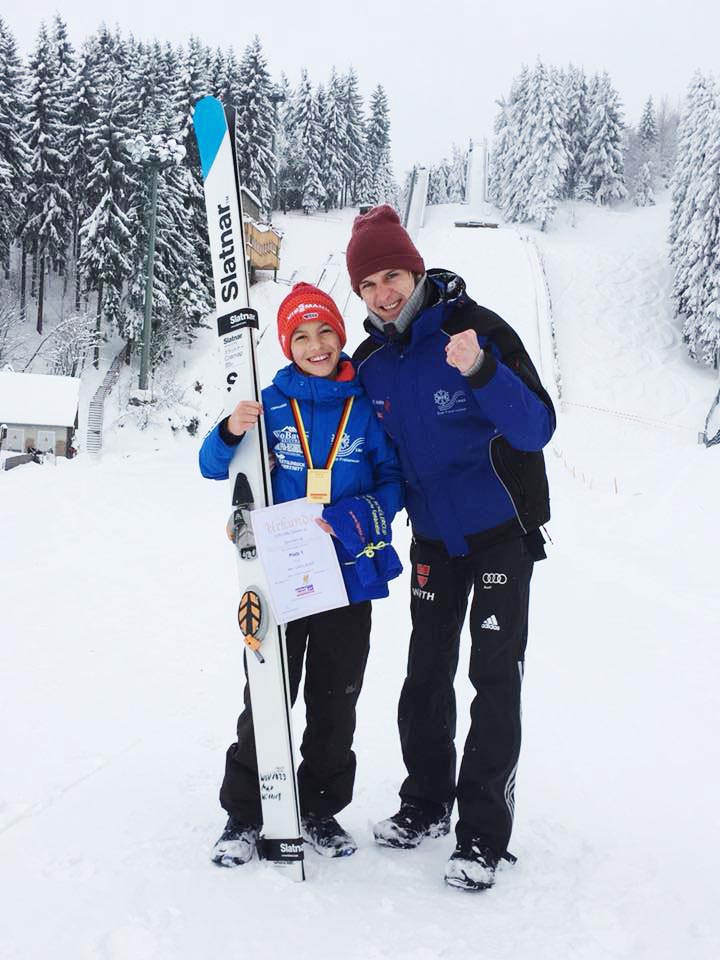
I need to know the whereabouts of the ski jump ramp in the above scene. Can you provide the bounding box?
[403,167,430,241]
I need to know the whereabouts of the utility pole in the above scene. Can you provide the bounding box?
[128,134,186,392]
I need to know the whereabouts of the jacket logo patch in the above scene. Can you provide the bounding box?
[482,572,508,587]
[416,563,431,588]
[333,432,365,462]
[433,389,467,415]
[273,426,304,471]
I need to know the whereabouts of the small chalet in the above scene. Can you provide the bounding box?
[0,372,81,458]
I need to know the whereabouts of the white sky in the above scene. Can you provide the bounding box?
[4,0,719,176]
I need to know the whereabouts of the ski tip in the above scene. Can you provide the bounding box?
[193,96,227,181]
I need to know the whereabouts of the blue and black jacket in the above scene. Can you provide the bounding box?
[199,357,404,602]
[353,269,555,558]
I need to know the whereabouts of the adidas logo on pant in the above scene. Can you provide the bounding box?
[481,615,500,631]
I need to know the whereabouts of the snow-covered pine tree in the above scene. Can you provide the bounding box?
[364,85,395,205]
[447,144,468,202]
[320,69,348,210]
[580,72,627,205]
[208,47,226,100]
[78,74,136,362]
[634,161,655,207]
[65,42,100,308]
[341,68,365,205]
[668,73,714,273]
[235,36,275,212]
[0,17,30,276]
[564,64,589,199]
[290,70,326,213]
[499,66,532,221]
[488,96,511,207]
[221,47,241,109]
[521,61,569,229]
[669,73,720,363]
[638,96,658,149]
[22,22,73,333]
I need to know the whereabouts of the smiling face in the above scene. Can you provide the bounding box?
[358,268,417,323]
[290,320,342,378]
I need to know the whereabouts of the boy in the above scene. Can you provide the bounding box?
[199,283,403,865]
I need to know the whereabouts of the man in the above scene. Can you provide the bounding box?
[346,205,555,891]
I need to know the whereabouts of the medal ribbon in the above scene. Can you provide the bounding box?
[289,397,355,471]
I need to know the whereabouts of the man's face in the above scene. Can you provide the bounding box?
[358,268,416,323]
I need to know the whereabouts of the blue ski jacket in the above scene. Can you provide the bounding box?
[353,270,555,558]
[199,357,404,602]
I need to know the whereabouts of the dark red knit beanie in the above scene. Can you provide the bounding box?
[346,204,425,294]
[277,282,347,359]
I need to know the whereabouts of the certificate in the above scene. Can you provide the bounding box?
[251,498,349,623]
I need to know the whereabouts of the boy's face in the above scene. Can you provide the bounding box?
[358,268,416,322]
[290,320,342,378]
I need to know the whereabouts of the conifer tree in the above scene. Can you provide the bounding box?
[581,72,627,205]
[365,85,395,204]
[638,96,658,149]
[320,69,348,209]
[65,43,100,307]
[235,36,275,211]
[78,74,136,358]
[564,64,589,198]
[341,68,365,205]
[23,22,73,332]
[0,18,29,274]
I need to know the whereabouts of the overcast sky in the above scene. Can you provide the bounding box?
[4,0,719,176]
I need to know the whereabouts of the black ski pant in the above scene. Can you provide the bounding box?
[220,600,371,825]
[399,535,534,855]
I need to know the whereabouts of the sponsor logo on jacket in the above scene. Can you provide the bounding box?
[333,432,365,463]
[273,425,304,471]
[433,389,468,415]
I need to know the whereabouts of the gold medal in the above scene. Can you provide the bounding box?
[306,468,332,504]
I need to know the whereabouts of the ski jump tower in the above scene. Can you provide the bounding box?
[464,138,489,211]
[403,166,430,240]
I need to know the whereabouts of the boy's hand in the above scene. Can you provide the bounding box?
[445,330,483,375]
[228,400,262,437]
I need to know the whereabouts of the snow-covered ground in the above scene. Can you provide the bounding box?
[2,200,719,960]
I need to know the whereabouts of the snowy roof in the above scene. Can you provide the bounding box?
[0,372,81,427]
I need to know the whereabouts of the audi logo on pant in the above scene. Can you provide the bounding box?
[482,573,507,585]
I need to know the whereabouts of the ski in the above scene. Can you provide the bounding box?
[193,95,304,881]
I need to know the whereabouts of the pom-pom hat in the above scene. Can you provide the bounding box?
[346,204,425,294]
[277,282,347,360]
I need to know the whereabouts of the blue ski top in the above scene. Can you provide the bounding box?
[199,357,404,603]
[353,270,555,558]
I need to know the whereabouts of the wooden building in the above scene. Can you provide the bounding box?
[0,372,81,458]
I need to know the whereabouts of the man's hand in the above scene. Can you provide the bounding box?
[227,400,262,437]
[445,330,483,375]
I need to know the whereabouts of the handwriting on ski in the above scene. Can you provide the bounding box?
[260,767,288,802]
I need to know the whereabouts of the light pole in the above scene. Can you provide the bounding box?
[128,134,186,392]
[268,89,286,216]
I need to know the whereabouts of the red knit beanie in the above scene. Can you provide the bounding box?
[277,282,347,359]
[346,204,425,294]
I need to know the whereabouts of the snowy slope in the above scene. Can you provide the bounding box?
[1,201,719,960]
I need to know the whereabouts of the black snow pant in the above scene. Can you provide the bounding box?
[399,535,534,855]
[220,600,372,825]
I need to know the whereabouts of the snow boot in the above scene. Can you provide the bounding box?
[445,842,516,891]
[211,817,259,867]
[373,801,451,849]
[302,815,357,858]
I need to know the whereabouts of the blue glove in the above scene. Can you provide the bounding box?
[322,494,402,589]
